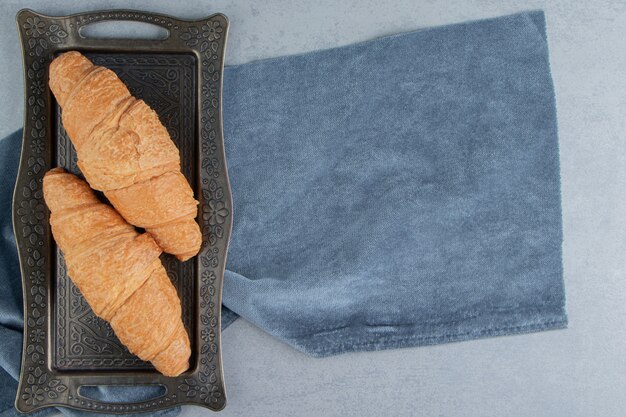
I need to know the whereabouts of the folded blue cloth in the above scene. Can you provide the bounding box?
[0,9,566,415]
[220,10,567,355]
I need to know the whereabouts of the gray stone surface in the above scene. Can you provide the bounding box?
[2,0,625,416]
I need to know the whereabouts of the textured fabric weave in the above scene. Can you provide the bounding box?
[220,10,567,355]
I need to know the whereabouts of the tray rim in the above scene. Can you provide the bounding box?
[13,8,232,414]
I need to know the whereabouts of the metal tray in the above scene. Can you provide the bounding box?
[14,9,231,414]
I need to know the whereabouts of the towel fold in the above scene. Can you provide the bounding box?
[0,10,566,415]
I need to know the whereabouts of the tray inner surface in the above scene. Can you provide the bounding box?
[52,52,197,371]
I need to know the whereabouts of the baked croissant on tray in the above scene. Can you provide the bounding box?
[49,51,201,261]
[43,168,190,377]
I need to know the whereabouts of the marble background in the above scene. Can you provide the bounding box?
[1,1,625,416]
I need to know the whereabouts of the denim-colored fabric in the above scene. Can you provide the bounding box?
[220,10,567,356]
[0,9,566,414]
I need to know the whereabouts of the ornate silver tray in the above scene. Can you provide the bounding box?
[14,8,231,414]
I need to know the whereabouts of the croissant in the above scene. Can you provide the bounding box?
[48,51,201,261]
[43,168,190,376]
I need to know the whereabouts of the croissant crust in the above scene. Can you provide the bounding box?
[43,168,191,376]
[49,51,201,261]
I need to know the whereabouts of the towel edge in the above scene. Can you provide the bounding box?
[284,306,568,357]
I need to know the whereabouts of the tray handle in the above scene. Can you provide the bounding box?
[65,10,179,40]
[66,383,171,414]
[16,9,210,46]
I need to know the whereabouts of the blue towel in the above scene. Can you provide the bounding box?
[0,10,566,415]
[220,10,567,355]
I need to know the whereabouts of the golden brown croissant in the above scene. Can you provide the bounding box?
[43,168,190,377]
[49,51,201,261]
